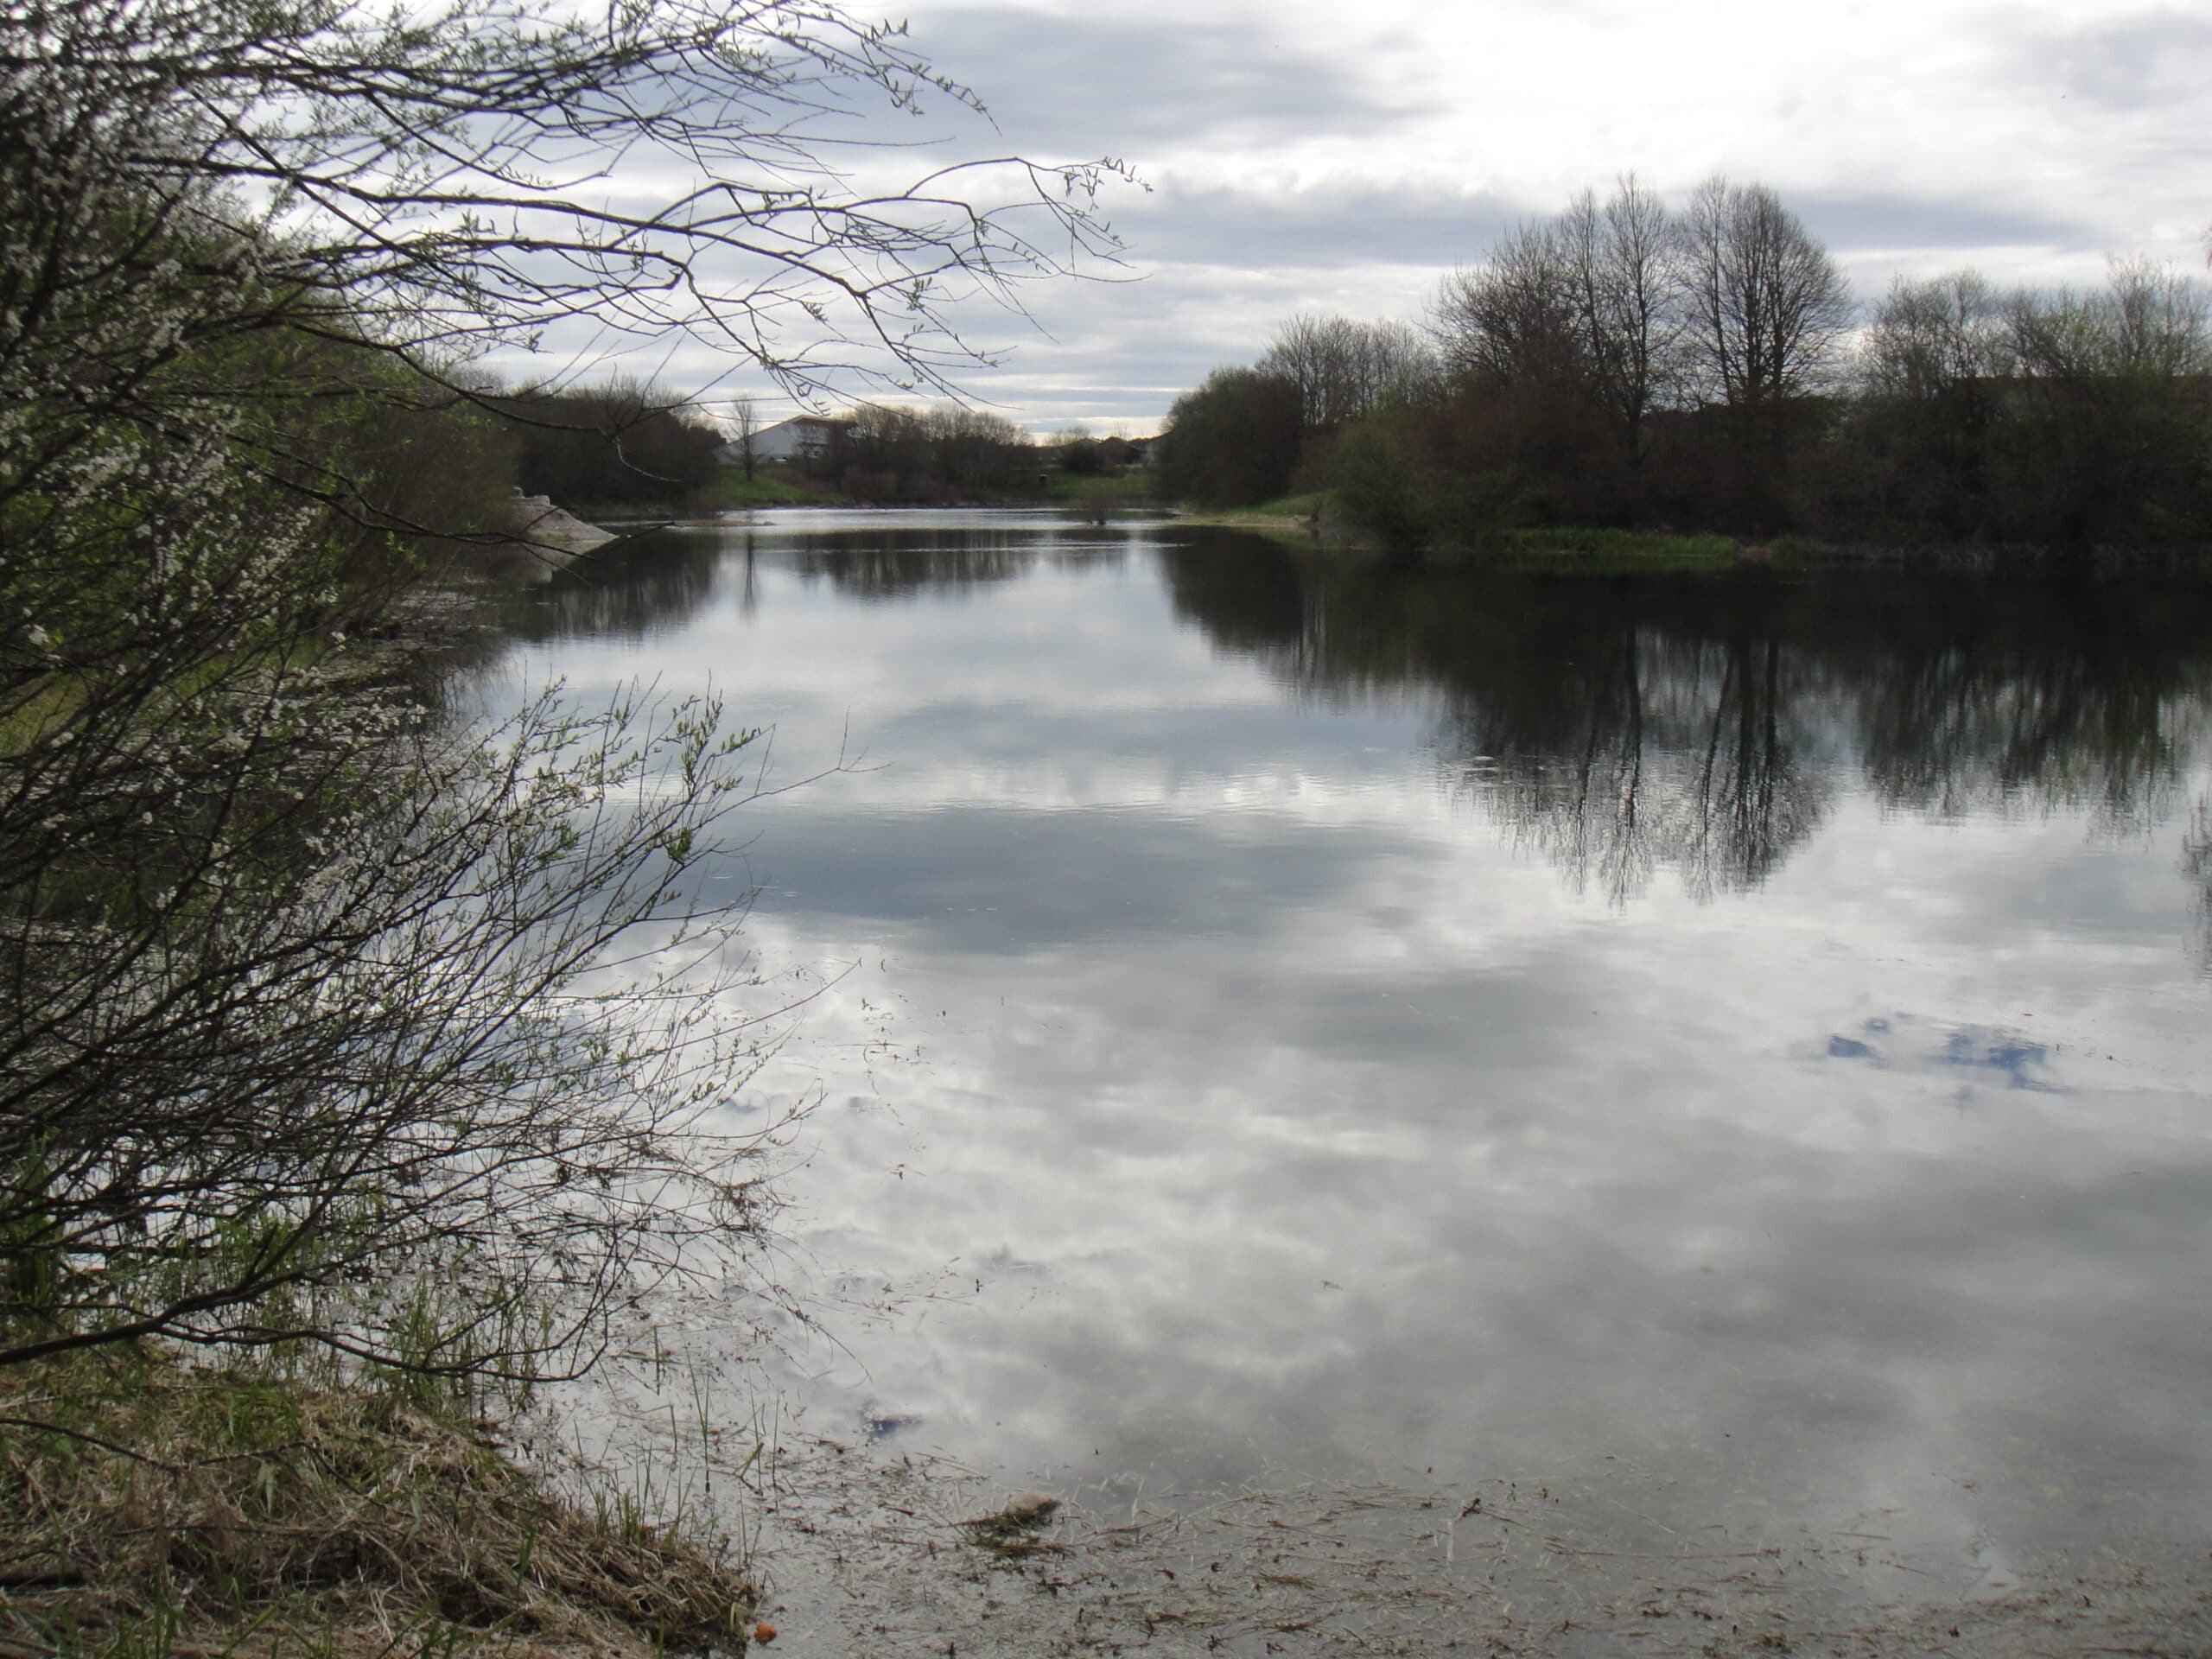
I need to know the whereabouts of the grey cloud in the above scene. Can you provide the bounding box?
[910,8,1441,153]
[1120,179,1527,271]
[2021,8,2212,111]
[1127,178,2097,276]
[957,265,1408,423]
[1792,188,2101,257]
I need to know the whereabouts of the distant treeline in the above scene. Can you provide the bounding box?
[812,404,1038,501]
[492,389,1141,510]
[791,405,1146,502]
[1153,175,2212,551]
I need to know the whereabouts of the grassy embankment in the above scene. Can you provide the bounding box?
[1169,491,1328,531]
[551,467,847,522]
[692,467,843,510]
[1480,525,1752,573]
[1033,469,1158,509]
[1159,492,1331,550]
[1173,492,1768,570]
[0,1347,756,1659]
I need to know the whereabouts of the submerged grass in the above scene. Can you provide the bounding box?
[0,1348,755,1659]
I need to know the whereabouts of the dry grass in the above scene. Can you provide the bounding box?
[0,1349,754,1659]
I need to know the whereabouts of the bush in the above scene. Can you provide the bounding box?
[2,0,1108,1392]
[1154,368,1305,506]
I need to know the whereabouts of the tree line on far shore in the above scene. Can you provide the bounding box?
[493,388,1126,510]
[1154,175,2212,550]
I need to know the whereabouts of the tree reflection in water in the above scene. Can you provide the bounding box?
[787,530,1126,600]
[474,518,2212,953]
[1159,531,2212,911]
[2186,799,2212,973]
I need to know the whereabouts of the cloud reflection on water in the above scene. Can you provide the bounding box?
[495,515,2212,1582]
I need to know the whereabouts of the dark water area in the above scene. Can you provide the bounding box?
[490,510,2212,1645]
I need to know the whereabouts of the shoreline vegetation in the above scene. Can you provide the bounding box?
[2,0,1125,1651]
[664,482,2209,578]
[1,1350,757,1659]
[606,369,2212,579]
[1160,502,2212,573]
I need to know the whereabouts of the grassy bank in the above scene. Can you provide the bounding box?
[1165,496,1777,569]
[1478,525,1750,572]
[1172,491,1328,529]
[1161,493,1332,548]
[1033,470,1158,509]
[0,1349,756,1659]
[694,467,847,510]
[556,467,850,520]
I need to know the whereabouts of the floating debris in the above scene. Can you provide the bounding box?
[959,1491,1063,1536]
[728,1440,2212,1658]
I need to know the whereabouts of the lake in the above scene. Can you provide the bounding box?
[493,510,2212,1653]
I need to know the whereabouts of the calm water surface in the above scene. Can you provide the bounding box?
[494,511,2212,1625]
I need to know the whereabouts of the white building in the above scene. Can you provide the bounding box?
[717,415,840,467]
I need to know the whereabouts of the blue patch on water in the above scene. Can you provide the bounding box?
[1814,1015,2062,1091]
[1941,1028,2050,1087]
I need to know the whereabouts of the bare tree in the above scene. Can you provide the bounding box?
[1842,269,2013,536]
[730,396,764,481]
[2102,256,2212,376]
[1993,259,2212,546]
[1675,176,1854,412]
[1427,219,1627,521]
[1433,222,1592,394]
[2003,262,2210,382]
[1259,314,1433,430]
[1352,320,1440,412]
[1860,270,2009,401]
[1558,175,1683,461]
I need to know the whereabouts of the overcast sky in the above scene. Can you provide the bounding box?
[588,0,2212,435]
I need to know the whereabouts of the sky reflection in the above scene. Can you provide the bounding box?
[495,514,2212,1590]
